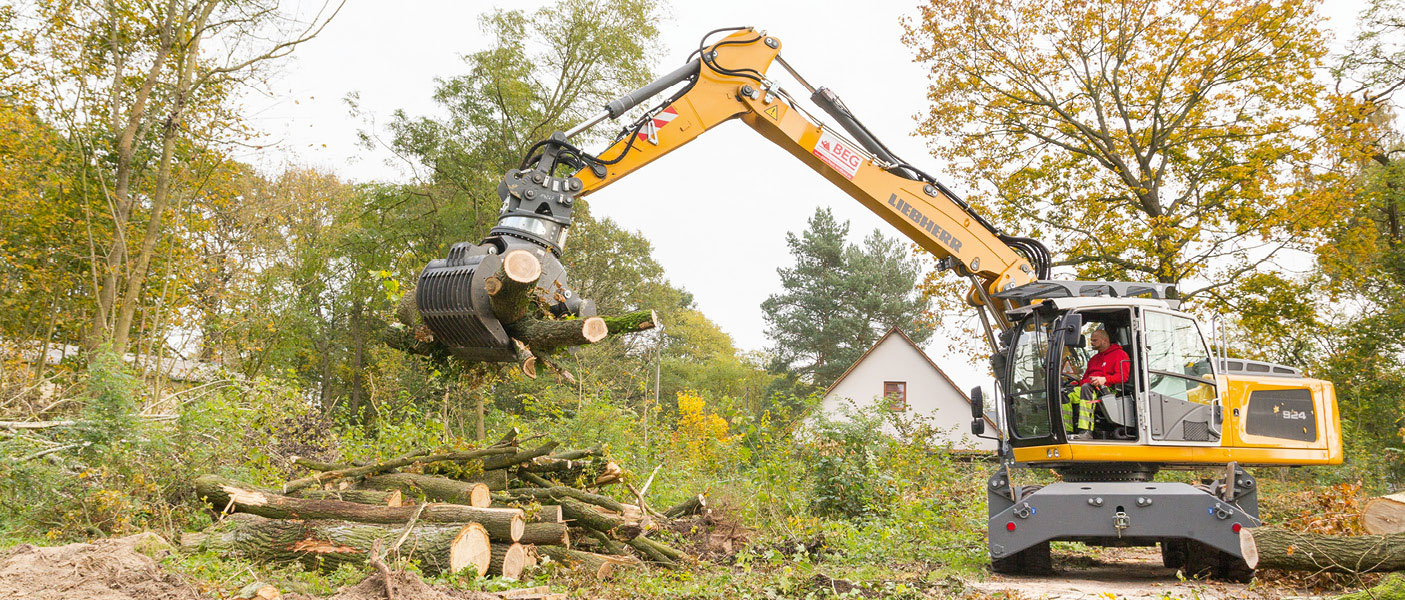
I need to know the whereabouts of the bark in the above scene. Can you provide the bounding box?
[505,317,608,350]
[517,522,570,546]
[180,513,489,576]
[502,495,640,541]
[1240,527,1405,573]
[485,250,543,324]
[489,543,529,579]
[292,489,403,507]
[195,475,524,541]
[468,469,510,491]
[504,486,627,514]
[664,494,707,519]
[627,535,682,566]
[282,447,513,494]
[601,310,659,335]
[360,473,491,507]
[536,546,634,579]
[482,442,559,471]
[1364,493,1405,535]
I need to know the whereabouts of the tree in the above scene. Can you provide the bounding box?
[19,0,341,354]
[902,0,1348,302]
[762,208,932,387]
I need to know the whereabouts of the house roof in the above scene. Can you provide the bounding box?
[821,326,999,430]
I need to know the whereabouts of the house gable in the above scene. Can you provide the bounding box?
[819,327,997,451]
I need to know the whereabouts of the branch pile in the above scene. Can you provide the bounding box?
[186,429,705,580]
[389,248,660,377]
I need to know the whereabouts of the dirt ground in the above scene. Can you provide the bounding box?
[965,547,1288,600]
[0,533,498,600]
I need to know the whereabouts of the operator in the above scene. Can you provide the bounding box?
[1063,329,1130,441]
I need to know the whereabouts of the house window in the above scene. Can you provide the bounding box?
[883,381,907,411]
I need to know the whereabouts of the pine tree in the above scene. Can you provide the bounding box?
[761,208,932,386]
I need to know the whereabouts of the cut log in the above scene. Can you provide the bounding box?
[498,587,549,599]
[505,317,607,349]
[180,513,490,576]
[469,469,510,491]
[1364,493,1405,535]
[1240,527,1405,573]
[595,460,623,486]
[498,493,638,540]
[359,473,491,507]
[195,475,524,541]
[489,543,530,579]
[600,310,659,334]
[518,522,570,546]
[281,447,514,494]
[664,494,707,519]
[628,534,683,562]
[292,489,403,507]
[485,250,543,324]
[549,447,601,461]
[537,546,629,579]
[236,581,281,600]
[482,442,559,471]
[504,486,627,514]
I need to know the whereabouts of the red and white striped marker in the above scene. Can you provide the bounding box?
[637,106,679,145]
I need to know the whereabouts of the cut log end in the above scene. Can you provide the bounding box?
[451,522,492,577]
[582,317,607,343]
[1239,528,1259,569]
[491,543,529,579]
[469,482,492,508]
[501,250,543,284]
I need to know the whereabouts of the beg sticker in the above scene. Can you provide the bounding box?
[812,129,862,179]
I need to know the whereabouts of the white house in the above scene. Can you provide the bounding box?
[818,327,998,452]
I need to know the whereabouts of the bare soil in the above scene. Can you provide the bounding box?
[965,547,1276,599]
[0,532,204,600]
[0,533,499,600]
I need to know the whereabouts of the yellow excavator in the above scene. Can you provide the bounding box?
[414,28,1342,579]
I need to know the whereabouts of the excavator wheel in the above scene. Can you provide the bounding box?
[1160,540,1187,569]
[990,541,1052,576]
[1181,541,1253,582]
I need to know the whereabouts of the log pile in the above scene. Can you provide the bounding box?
[187,430,705,581]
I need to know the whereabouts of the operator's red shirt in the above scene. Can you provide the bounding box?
[1081,343,1131,386]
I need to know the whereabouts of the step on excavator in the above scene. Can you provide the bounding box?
[413,28,1343,580]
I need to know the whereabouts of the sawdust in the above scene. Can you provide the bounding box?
[0,532,205,600]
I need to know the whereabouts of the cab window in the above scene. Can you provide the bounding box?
[1144,312,1216,404]
[1008,315,1053,439]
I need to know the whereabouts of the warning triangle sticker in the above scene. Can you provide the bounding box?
[764,105,780,120]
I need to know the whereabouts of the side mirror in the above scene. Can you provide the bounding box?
[971,418,986,436]
[970,386,984,419]
[1057,313,1084,346]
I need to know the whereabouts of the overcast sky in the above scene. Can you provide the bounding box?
[242,0,1367,393]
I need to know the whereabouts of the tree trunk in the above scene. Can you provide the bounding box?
[517,522,569,546]
[536,546,635,579]
[664,494,707,519]
[489,543,529,579]
[505,317,608,350]
[467,469,510,491]
[485,250,543,324]
[292,489,403,507]
[503,486,628,514]
[601,310,659,335]
[180,513,490,576]
[1364,493,1405,535]
[1240,527,1405,573]
[195,475,524,541]
[482,442,559,471]
[281,447,513,493]
[359,473,490,507]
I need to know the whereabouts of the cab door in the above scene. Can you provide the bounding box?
[1002,312,1060,447]
[1140,310,1223,446]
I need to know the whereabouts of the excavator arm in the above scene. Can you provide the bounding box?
[417,28,1048,362]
